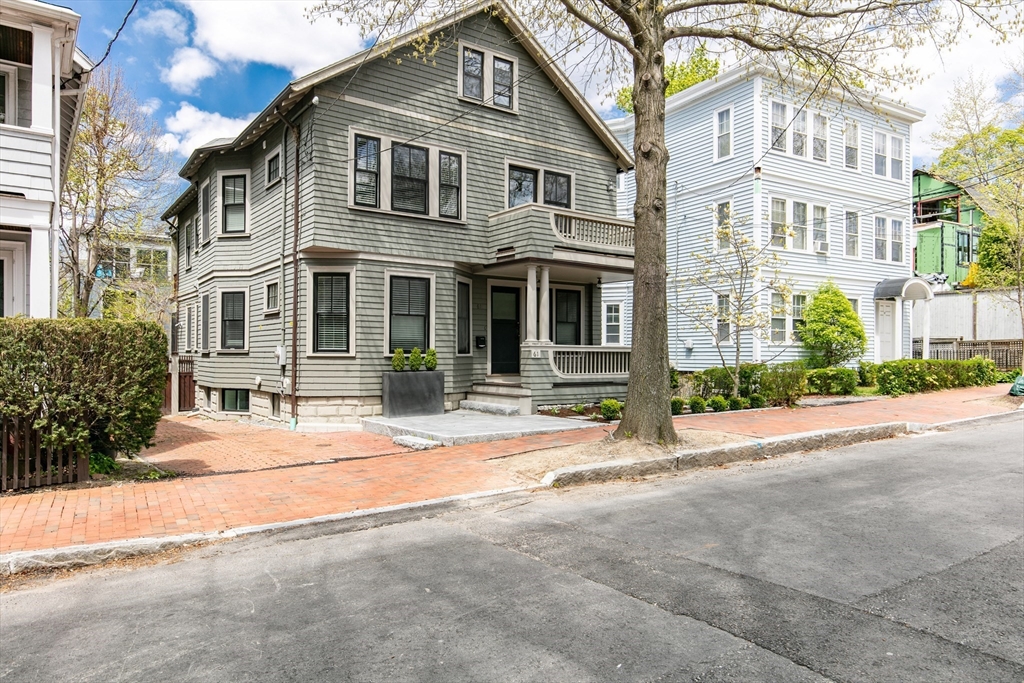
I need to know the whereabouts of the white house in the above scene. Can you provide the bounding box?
[1,0,90,318]
[603,64,933,369]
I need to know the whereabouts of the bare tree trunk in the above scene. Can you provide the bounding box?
[615,21,677,445]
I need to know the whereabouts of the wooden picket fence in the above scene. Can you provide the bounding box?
[1,416,88,491]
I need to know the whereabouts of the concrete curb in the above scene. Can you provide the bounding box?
[0,486,529,576]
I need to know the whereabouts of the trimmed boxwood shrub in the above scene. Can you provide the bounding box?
[708,395,729,412]
[688,396,707,414]
[760,362,808,406]
[748,394,766,409]
[670,396,685,415]
[727,396,748,411]
[0,318,167,459]
[391,348,406,372]
[408,347,423,371]
[876,357,998,396]
[600,398,622,421]
[424,348,438,371]
[858,361,878,387]
[806,367,859,396]
[692,363,766,398]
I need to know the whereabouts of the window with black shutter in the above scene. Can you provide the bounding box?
[543,172,571,208]
[457,280,471,354]
[389,276,429,352]
[354,135,379,207]
[221,291,245,349]
[201,183,210,242]
[201,294,209,351]
[314,273,350,353]
[439,152,461,219]
[392,144,428,214]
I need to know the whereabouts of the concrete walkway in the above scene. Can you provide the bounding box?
[0,384,1016,556]
[363,410,602,446]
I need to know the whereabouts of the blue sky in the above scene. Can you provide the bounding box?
[70,1,1020,167]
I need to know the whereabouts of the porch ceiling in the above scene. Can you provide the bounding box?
[476,259,633,284]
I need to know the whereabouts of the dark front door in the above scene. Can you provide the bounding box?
[490,286,520,374]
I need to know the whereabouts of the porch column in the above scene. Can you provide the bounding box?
[31,24,54,133]
[538,266,550,343]
[29,224,51,318]
[922,298,931,361]
[526,265,537,342]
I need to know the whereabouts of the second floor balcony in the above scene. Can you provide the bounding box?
[486,205,634,265]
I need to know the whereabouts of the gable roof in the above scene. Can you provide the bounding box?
[913,169,994,216]
[171,0,633,187]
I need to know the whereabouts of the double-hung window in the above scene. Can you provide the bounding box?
[812,206,828,244]
[220,291,246,350]
[716,295,731,343]
[771,102,788,152]
[845,121,859,169]
[457,280,471,355]
[265,281,279,313]
[137,248,168,281]
[354,135,380,208]
[462,48,484,100]
[605,303,621,345]
[891,219,904,262]
[493,58,513,108]
[792,202,808,251]
[812,114,828,162]
[439,152,462,219]
[715,201,731,250]
[956,230,972,265]
[392,144,428,215]
[314,273,350,353]
[554,289,581,345]
[792,295,806,341]
[845,211,859,257]
[201,182,211,241]
[716,108,732,159]
[890,137,904,180]
[792,110,807,157]
[266,150,280,186]
[201,294,209,351]
[222,175,247,233]
[874,132,891,177]
[771,293,787,343]
[0,66,16,125]
[874,217,888,260]
[389,276,429,352]
[770,198,787,248]
[543,172,571,208]
[508,166,537,207]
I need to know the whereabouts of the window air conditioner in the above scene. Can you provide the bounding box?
[814,241,830,254]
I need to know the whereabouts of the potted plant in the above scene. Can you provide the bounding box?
[382,347,444,418]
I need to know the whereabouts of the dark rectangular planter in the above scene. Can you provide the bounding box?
[382,370,445,418]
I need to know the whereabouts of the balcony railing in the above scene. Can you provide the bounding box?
[551,210,634,249]
[548,345,631,377]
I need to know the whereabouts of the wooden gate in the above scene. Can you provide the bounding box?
[2,417,87,491]
[178,355,196,411]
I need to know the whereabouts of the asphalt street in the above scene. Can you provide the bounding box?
[2,420,1022,682]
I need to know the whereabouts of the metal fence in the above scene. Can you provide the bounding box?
[912,338,1023,371]
[1,416,87,491]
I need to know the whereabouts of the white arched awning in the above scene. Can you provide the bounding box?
[873,277,934,301]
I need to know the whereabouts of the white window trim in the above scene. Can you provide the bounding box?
[216,288,249,353]
[455,274,473,357]
[767,292,806,345]
[713,105,734,162]
[873,215,906,264]
[503,158,577,211]
[0,240,27,317]
[183,218,193,270]
[263,278,280,315]
[383,268,436,356]
[873,129,906,181]
[265,145,282,189]
[603,301,624,346]
[714,293,734,347]
[346,127,468,223]
[843,209,861,260]
[0,63,18,127]
[184,303,194,352]
[767,196,822,253]
[305,265,357,358]
[199,180,211,245]
[200,292,211,354]
[844,119,860,171]
[811,112,830,164]
[216,170,252,238]
[713,198,733,251]
[456,40,519,113]
[769,101,829,164]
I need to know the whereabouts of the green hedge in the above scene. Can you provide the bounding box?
[0,318,167,456]
[760,362,807,406]
[858,361,878,387]
[876,357,998,396]
[691,363,766,398]
[806,368,859,396]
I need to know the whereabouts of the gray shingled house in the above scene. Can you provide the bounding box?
[161,1,635,428]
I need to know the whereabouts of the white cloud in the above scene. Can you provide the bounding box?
[160,103,256,156]
[135,8,188,44]
[160,47,219,95]
[178,0,364,77]
[140,97,162,115]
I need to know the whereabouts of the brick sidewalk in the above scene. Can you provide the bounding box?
[1,385,1015,555]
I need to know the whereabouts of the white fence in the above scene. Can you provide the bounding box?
[912,290,1022,341]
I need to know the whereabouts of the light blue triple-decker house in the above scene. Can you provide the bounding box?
[601,63,937,370]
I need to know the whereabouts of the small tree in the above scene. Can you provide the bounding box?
[800,281,867,368]
[676,207,792,397]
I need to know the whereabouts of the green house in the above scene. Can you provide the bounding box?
[912,170,985,286]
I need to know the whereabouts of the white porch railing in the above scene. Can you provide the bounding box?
[551,210,634,249]
[548,346,631,377]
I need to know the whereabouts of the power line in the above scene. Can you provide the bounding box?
[80,0,139,76]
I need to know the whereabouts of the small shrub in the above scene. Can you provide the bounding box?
[687,396,707,414]
[858,361,878,387]
[600,398,622,421]
[89,451,121,476]
[876,357,998,396]
[408,347,423,371]
[727,396,747,411]
[692,363,766,398]
[669,366,680,390]
[806,367,859,396]
[996,368,1022,383]
[391,348,406,372]
[748,394,765,409]
[670,396,685,415]
[424,348,438,371]
[708,395,729,412]
[572,403,587,414]
[800,281,868,367]
[760,362,808,406]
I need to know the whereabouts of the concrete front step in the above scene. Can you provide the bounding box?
[470,383,532,398]
[465,391,532,415]
[459,400,520,416]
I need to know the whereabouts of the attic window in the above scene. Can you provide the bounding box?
[459,43,518,112]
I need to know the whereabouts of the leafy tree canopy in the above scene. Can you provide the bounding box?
[800,281,867,368]
[614,47,719,114]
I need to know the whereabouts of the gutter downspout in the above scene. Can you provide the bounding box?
[275,109,301,430]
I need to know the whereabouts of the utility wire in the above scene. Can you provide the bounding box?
[80,0,139,76]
